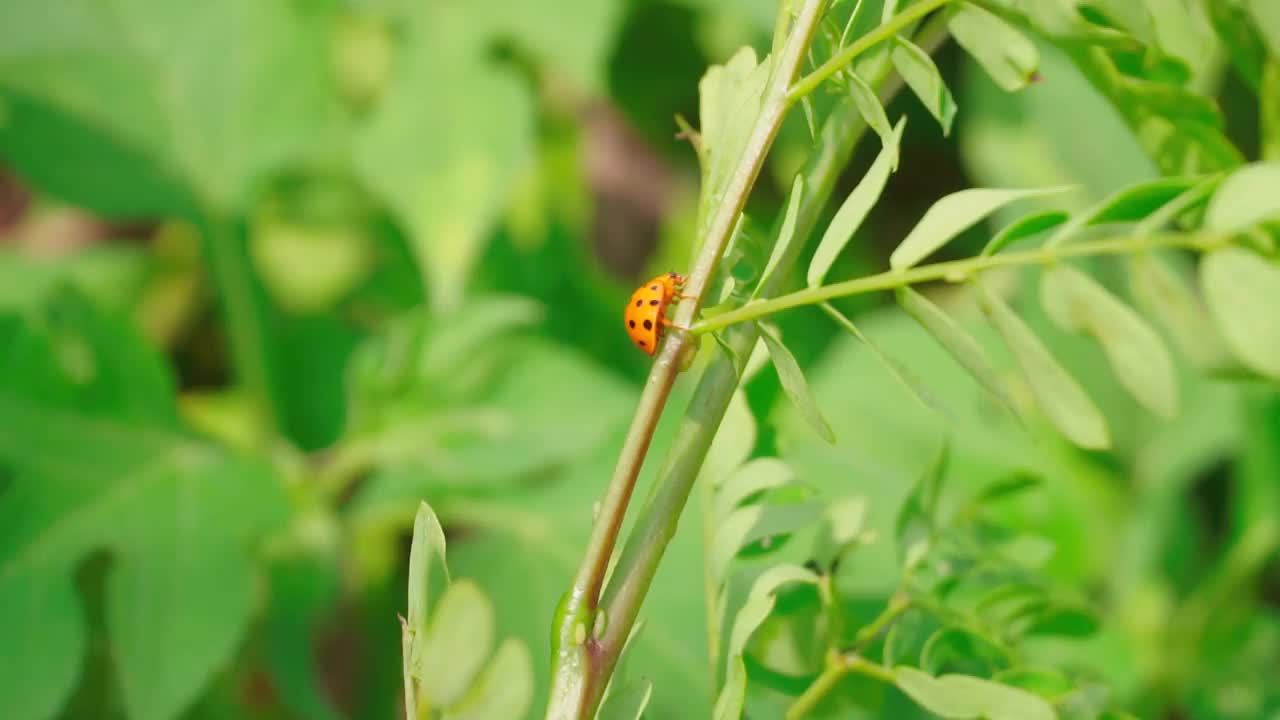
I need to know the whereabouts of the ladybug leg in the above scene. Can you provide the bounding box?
[661,317,690,332]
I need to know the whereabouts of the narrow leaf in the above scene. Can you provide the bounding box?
[758,322,835,443]
[891,186,1073,270]
[1204,162,1280,232]
[808,118,907,286]
[417,580,494,707]
[1201,248,1280,379]
[712,565,820,720]
[407,502,450,640]
[982,210,1069,256]
[896,287,1020,417]
[977,283,1110,449]
[1041,265,1179,418]
[1128,252,1234,371]
[710,502,824,584]
[947,2,1040,91]
[754,174,805,298]
[821,302,947,417]
[894,667,1056,720]
[843,71,899,169]
[713,457,795,524]
[442,638,533,720]
[892,37,957,134]
[1133,175,1224,235]
[1044,177,1199,247]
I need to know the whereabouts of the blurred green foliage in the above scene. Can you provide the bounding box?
[0,1,1277,720]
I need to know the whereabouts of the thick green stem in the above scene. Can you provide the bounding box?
[199,214,276,444]
[543,2,830,717]
[692,231,1225,334]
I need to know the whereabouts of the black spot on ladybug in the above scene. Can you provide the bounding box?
[635,299,643,307]
[643,319,653,330]
[638,340,646,347]
[649,299,659,306]
[629,320,636,328]
[650,285,659,290]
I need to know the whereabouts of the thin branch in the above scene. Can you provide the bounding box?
[787,0,951,103]
[543,1,832,717]
[692,231,1226,335]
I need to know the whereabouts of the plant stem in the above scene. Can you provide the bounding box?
[786,653,897,719]
[199,214,277,445]
[693,231,1224,334]
[544,2,831,717]
[787,0,951,103]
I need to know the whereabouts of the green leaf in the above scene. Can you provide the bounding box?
[597,679,653,720]
[710,501,824,584]
[1200,248,1280,379]
[1262,60,1280,161]
[808,118,906,286]
[442,638,534,720]
[842,70,900,170]
[1248,0,1280,55]
[1203,162,1280,232]
[266,554,343,720]
[896,440,948,554]
[354,27,534,313]
[758,322,835,443]
[1040,264,1179,418]
[417,579,495,707]
[713,458,795,524]
[982,210,1069,256]
[1128,252,1234,371]
[0,0,334,215]
[1044,177,1201,247]
[895,287,1020,418]
[821,302,945,416]
[977,284,1110,449]
[890,186,1073,270]
[698,47,773,232]
[947,2,1039,92]
[893,667,1056,720]
[891,36,957,135]
[407,502,450,668]
[712,565,820,720]
[1133,174,1224,235]
[0,395,288,720]
[754,174,805,298]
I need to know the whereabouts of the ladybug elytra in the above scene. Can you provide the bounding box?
[624,271,689,355]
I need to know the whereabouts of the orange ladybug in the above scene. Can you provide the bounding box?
[624,271,689,355]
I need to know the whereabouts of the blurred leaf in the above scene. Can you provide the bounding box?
[884,609,943,667]
[1203,0,1269,88]
[896,440,948,559]
[597,679,653,720]
[947,2,1039,92]
[808,118,906,287]
[713,458,796,523]
[991,667,1073,699]
[891,36,958,135]
[1044,176,1198,247]
[1025,604,1099,637]
[1200,248,1280,379]
[0,246,150,313]
[842,70,900,170]
[1249,0,1280,54]
[417,579,494,707]
[712,564,820,720]
[698,47,773,234]
[1263,60,1280,161]
[1132,174,1223,234]
[812,495,870,570]
[407,501,450,671]
[443,638,534,720]
[1040,264,1178,418]
[0,395,287,720]
[710,501,825,584]
[920,626,1013,676]
[250,220,373,313]
[982,210,1069,256]
[702,389,758,494]
[1128,251,1233,371]
[758,321,835,443]
[821,303,945,417]
[755,174,805,298]
[354,20,533,313]
[896,287,1020,418]
[977,283,1110,449]
[1203,162,1280,232]
[266,548,343,720]
[890,186,1073,270]
[0,0,335,215]
[893,667,1055,720]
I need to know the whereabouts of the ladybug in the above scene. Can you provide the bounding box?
[624,271,689,355]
